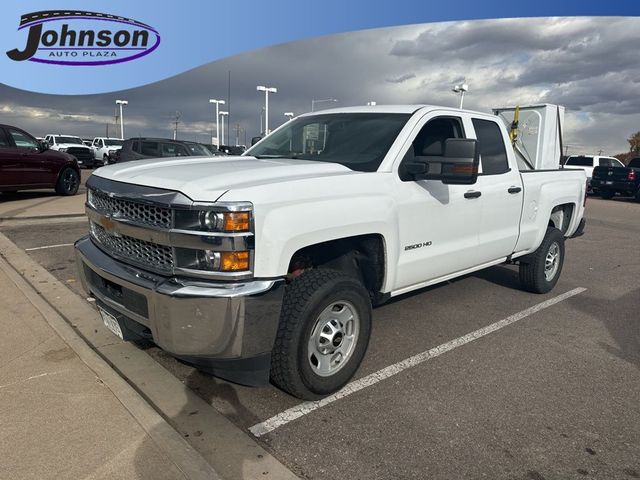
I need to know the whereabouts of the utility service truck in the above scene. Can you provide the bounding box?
[75,104,587,399]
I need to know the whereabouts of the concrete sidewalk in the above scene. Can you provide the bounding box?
[0,256,219,479]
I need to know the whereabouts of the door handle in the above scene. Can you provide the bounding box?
[508,186,522,194]
[464,190,482,199]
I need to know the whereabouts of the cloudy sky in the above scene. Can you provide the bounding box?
[1,16,638,155]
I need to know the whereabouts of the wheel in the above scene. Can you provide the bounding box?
[55,167,80,196]
[519,227,565,294]
[270,269,372,400]
[600,190,614,199]
[103,154,109,165]
[635,188,640,202]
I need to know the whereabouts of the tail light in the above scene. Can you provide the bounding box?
[628,169,637,182]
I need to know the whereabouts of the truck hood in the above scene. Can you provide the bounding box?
[93,156,358,201]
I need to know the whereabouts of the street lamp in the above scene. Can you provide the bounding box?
[452,82,469,109]
[284,112,294,121]
[219,111,229,147]
[209,98,225,147]
[257,85,277,135]
[311,98,337,112]
[115,100,128,139]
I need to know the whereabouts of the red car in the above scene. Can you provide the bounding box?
[0,124,80,196]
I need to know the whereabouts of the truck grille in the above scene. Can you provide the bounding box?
[90,222,174,273]
[67,147,93,164]
[88,189,172,229]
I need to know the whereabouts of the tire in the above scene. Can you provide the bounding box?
[103,154,109,166]
[635,188,640,203]
[55,167,80,196]
[600,190,614,199]
[270,269,372,400]
[519,227,565,294]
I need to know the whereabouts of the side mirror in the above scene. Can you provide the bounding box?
[251,136,262,146]
[412,138,479,185]
[39,140,49,152]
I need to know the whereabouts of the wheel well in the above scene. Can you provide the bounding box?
[548,203,574,234]
[287,234,386,299]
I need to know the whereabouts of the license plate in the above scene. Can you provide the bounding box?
[605,181,613,185]
[98,307,123,339]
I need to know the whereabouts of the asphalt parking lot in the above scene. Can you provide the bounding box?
[2,192,639,480]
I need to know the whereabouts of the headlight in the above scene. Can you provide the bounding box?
[59,147,68,152]
[176,248,250,272]
[175,208,252,232]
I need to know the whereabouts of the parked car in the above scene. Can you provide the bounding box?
[44,134,95,168]
[563,155,625,192]
[82,138,93,147]
[75,105,587,400]
[591,157,640,200]
[92,137,123,165]
[202,144,228,156]
[0,124,80,195]
[114,138,215,163]
[219,144,246,155]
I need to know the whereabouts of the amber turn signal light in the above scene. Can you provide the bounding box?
[223,212,250,232]
[220,251,250,271]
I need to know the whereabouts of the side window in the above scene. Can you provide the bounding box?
[100,140,105,148]
[140,141,159,156]
[8,129,39,149]
[598,158,611,167]
[472,118,509,175]
[412,117,464,157]
[612,159,624,168]
[0,129,10,148]
[92,139,99,146]
[161,143,188,157]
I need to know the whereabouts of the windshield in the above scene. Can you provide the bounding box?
[245,113,411,172]
[55,136,83,145]
[185,142,214,156]
[565,156,593,167]
[104,139,123,147]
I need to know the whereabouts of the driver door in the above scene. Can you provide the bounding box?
[392,112,482,291]
[4,127,50,187]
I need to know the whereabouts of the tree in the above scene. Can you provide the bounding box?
[628,131,640,153]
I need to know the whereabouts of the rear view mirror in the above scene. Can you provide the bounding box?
[411,138,479,185]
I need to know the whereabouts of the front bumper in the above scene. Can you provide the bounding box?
[75,235,285,385]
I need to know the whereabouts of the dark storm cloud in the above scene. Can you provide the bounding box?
[386,73,416,83]
[0,17,639,154]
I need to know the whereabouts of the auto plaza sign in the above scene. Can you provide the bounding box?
[6,10,160,66]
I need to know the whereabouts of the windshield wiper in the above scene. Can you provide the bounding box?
[253,154,299,159]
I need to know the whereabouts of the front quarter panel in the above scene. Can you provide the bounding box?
[222,172,400,291]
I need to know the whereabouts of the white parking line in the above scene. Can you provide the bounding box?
[249,287,587,437]
[25,243,74,252]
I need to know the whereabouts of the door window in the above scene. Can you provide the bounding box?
[399,116,464,181]
[161,143,188,157]
[8,129,39,149]
[140,141,159,156]
[472,119,509,175]
[0,129,10,147]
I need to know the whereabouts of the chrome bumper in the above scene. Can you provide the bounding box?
[74,235,284,361]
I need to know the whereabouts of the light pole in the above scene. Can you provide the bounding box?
[219,111,229,147]
[115,100,128,139]
[311,98,337,112]
[209,98,225,147]
[452,82,469,109]
[284,112,294,121]
[257,85,277,135]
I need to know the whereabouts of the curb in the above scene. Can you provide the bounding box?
[0,231,300,480]
[0,213,86,222]
[0,246,220,480]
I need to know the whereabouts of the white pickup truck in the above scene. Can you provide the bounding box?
[91,137,124,165]
[75,105,587,399]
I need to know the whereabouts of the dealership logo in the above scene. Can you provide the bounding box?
[6,10,160,66]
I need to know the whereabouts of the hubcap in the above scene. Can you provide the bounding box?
[307,301,359,377]
[544,242,560,281]
[63,170,78,193]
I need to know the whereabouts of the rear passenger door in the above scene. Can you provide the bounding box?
[470,117,522,264]
[0,127,20,187]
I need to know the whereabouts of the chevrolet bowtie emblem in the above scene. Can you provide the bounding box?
[99,216,121,237]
